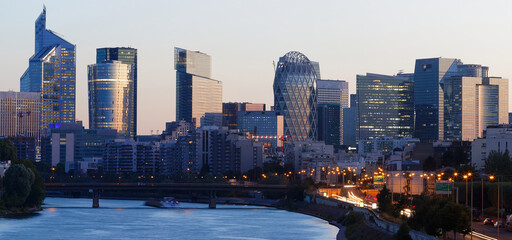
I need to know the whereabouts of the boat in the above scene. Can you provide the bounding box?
[145,197,181,209]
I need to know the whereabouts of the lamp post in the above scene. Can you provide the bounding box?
[469,172,473,240]
[463,174,468,208]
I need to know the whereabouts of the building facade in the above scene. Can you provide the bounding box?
[96,47,138,138]
[317,103,341,150]
[414,58,460,142]
[273,51,318,142]
[471,125,512,170]
[444,75,508,141]
[356,73,414,142]
[175,47,222,127]
[237,111,284,149]
[343,94,357,147]
[0,91,41,139]
[20,7,76,130]
[222,102,265,129]
[317,79,348,147]
[88,60,135,139]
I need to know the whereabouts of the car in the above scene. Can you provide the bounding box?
[494,221,504,228]
[484,218,495,225]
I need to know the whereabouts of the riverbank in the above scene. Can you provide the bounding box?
[0,206,42,217]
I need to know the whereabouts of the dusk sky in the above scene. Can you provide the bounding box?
[1,0,511,134]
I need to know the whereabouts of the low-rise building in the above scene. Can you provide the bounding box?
[472,125,512,170]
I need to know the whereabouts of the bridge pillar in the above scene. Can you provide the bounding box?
[209,190,216,209]
[91,189,100,208]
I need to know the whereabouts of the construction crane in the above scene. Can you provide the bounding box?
[0,110,31,135]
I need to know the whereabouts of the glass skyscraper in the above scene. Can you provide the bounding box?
[20,7,76,130]
[356,73,414,141]
[317,79,348,147]
[96,47,137,138]
[273,51,318,142]
[413,58,459,142]
[175,47,222,127]
[317,103,341,150]
[415,58,509,142]
[88,60,135,139]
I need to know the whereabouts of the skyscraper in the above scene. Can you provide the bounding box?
[444,69,508,141]
[88,60,135,139]
[175,47,222,127]
[96,47,137,138]
[356,73,414,142]
[316,79,349,147]
[20,7,76,130]
[273,51,319,142]
[343,94,357,147]
[414,58,459,142]
[415,58,509,142]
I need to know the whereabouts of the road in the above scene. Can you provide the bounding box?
[466,221,512,240]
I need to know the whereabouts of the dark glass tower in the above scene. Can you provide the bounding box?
[96,47,137,138]
[273,51,318,142]
[20,7,76,130]
[414,58,459,142]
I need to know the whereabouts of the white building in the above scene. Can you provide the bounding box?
[472,125,512,170]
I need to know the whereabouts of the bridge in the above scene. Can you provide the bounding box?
[45,183,288,208]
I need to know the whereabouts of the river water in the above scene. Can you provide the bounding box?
[0,198,338,239]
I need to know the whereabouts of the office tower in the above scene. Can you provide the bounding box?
[96,47,138,138]
[413,58,459,142]
[444,72,508,141]
[317,103,341,150]
[222,102,266,129]
[20,7,76,130]
[317,80,348,148]
[237,111,284,148]
[343,94,357,147]
[356,73,414,142]
[273,51,319,142]
[0,91,41,138]
[88,60,135,139]
[175,47,222,127]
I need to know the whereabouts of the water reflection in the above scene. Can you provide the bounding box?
[0,198,338,240]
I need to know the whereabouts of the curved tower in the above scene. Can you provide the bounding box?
[88,61,135,139]
[273,51,319,142]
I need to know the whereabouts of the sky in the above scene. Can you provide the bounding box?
[1,0,511,135]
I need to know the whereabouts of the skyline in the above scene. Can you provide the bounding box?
[1,0,512,135]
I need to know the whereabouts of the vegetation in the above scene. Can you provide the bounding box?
[341,210,392,240]
[485,150,512,176]
[0,139,45,213]
[376,184,392,214]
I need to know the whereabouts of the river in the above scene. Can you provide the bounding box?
[0,198,338,239]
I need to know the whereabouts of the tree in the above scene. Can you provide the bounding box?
[485,150,512,176]
[394,222,413,240]
[377,185,392,214]
[439,201,470,239]
[422,156,437,171]
[2,164,35,207]
[0,139,17,162]
[13,159,45,207]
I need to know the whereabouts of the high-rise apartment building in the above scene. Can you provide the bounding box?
[356,73,414,142]
[0,91,41,138]
[96,47,137,138]
[20,7,76,130]
[317,80,348,147]
[273,51,318,142]
[414,58,459,142]
[175,47,222,127]
[88,60,135,139]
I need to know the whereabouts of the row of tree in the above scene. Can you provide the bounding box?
[377,185,470,239]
